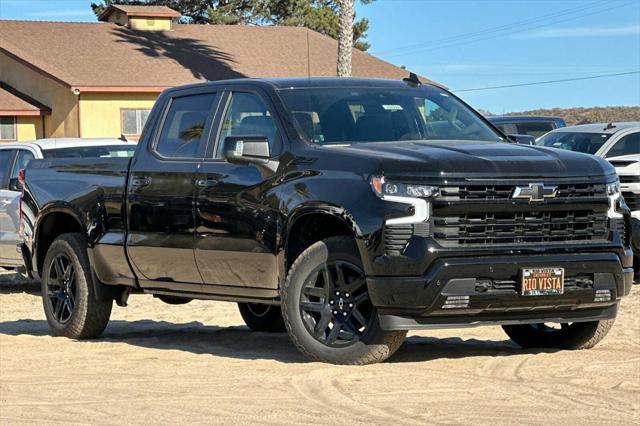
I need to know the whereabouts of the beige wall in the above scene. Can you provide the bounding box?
[0,51,79,138]
[79,92,159,138]
[129,17,172,31]
[16,116,44,141]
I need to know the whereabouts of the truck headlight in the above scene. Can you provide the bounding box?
[607,179,624,219]
[371,176,438,225]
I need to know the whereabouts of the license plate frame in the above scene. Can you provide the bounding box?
[520,267,564,296]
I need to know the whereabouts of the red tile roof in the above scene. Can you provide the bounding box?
[0,20,437,91]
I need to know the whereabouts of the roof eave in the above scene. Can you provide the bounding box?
[73,86,168,93]
[0,109,50,116]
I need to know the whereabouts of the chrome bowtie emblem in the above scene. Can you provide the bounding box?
[512,183,558,203]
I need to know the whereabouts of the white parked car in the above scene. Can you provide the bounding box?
[0,138,136,269]
[537,122,640,270]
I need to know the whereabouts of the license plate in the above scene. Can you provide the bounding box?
[521,268,564,296]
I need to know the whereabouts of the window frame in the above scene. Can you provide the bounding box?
[208,89,284,162]
[0,116,17,141]
[120,108,152,139]
[150,88,221,162]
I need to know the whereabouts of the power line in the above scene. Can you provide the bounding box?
[453,71,640,92]
[373,0,604,55]
[379,1,636,58]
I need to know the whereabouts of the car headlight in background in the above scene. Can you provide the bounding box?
[607,179,624,219]
[370,175,439,225]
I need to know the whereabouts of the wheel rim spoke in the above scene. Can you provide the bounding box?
[299,258,374,348]
[47,253,76,324]
[313,314,331,338]
[326,322,342,343]
[303,285,325,299]
[300,301,325,313]
[351,308,367,327]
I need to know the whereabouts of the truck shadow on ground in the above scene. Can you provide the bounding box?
[0,317,553,363]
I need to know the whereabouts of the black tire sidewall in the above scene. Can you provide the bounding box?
[41,233,111,339]
[282,236,405,364]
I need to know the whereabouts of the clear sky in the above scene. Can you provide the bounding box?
[0,0,638,113]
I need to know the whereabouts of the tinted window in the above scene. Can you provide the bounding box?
[42,145,136,159]
[11,150,34,178]
[156,93,216,158]
[0,149,15,188]
[606,132,640,158]
[217,92,279,158]
[279,86,501,144]
[516,122,554,138]
[537,132,611,154]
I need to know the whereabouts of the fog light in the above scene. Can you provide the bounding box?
[594,290,612,302]
[442,295,470,309]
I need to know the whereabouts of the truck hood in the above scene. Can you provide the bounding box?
[333,140,615,180]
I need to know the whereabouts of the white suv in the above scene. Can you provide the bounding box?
[0,138,136,269]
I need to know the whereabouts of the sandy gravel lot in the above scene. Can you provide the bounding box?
[0,270,638,425]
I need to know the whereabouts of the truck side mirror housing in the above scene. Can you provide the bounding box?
[8,177,22,192]
[223,136,270,165]
[507,134,536,145]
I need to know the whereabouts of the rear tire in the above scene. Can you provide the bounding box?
[502,318,616,350]
[41,233,112,339]
[281,236,406,365]
[238,303,286,332]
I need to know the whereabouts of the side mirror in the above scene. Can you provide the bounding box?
[508,134,536,145]
[8,177,22,192]
[223,136,270,165]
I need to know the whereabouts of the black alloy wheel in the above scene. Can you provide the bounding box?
[299,260,373,347]
[45,253,77,324]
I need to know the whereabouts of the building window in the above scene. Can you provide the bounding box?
[121,109,151,138]
[0,116,16,141]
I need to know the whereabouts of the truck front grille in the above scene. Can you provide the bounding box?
[440,183,606,201]
[433,210,609,247]
[622,191,639,211]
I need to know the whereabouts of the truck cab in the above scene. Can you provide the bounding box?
[21,78,634,364]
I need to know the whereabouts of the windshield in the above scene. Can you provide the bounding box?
[536,132,612,154]
[42,145,136,159]
[278,85,502,144]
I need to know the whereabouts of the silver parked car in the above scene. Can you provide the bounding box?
[0,138,136,269]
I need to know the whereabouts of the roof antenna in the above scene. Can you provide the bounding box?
[306,30,311,81]
[604,122,616,131]
[403,72,421,87]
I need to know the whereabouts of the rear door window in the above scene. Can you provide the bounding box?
[155,93,218,159]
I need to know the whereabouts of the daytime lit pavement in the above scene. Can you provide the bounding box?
[0,268,638,425]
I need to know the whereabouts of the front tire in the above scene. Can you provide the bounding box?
[41,233,112,339]
[502,318,616,350]
[281,236,406,365]
[238,303,286,332]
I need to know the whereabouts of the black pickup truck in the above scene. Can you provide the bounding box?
[20,78,634,364]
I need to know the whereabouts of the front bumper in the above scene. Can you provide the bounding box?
[368,252,633,330]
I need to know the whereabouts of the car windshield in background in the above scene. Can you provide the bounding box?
[536,132,612,154]
[278,85,502,144]
[42,145,136,159]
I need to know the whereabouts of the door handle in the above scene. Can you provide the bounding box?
[195,178,218,188]
[131,177,151,188]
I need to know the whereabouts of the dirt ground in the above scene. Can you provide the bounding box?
[0,270,638,425]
